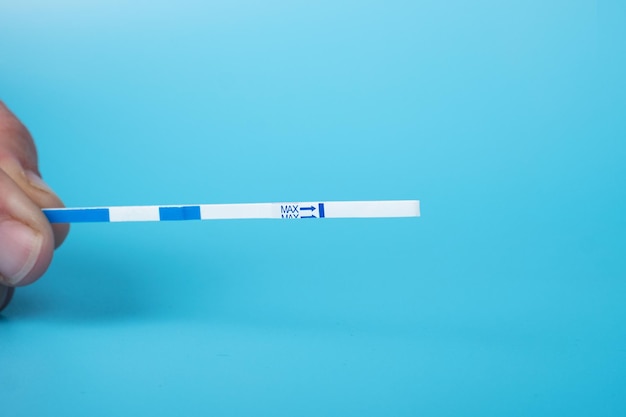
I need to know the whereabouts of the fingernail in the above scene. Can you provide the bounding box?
[0,220,43,285]
[26,170,54,194]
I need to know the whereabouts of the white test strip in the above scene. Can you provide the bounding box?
[42,200,420,223]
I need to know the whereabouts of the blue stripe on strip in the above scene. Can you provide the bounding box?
[318,203,325,218]
[159,206,201,221]
[43,208,110,223]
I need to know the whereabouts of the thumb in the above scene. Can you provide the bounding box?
[0,167,56,287]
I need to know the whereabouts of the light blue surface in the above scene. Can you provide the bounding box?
[1,1,625,416]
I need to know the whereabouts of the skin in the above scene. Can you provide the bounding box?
[0,101,69,311]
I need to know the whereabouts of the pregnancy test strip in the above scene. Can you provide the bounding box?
[42,200,420,223]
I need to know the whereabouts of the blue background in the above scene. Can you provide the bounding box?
[1,1,625,415]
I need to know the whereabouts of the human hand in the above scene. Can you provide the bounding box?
[0,101,69,312]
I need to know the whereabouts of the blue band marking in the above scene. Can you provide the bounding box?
[159,206,201,221]
[43,208,110,223]
[318,203,325,218]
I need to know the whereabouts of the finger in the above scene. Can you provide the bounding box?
[0,167,56,287]
[0,101,38,166]
[0,157,70,248]
[0,101,69,248]
[0,285,15,312]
